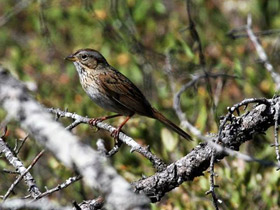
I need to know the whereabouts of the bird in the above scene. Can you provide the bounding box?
[65,48,192,140]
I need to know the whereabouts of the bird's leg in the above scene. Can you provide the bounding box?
[89,114,122,126]
[111,114,133,140]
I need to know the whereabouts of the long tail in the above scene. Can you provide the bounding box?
[151,108,192,141]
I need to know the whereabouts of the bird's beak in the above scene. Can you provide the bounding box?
[65,54,77,62]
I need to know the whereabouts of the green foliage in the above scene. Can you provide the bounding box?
[1,0,280,209]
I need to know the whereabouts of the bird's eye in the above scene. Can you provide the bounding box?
[81,55,87,60]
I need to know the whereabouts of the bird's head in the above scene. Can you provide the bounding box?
[65,49,109,70]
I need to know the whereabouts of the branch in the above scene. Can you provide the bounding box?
[1,66,278,205]
[34,175,82,200]
[133,97,277,201]
[246,14,280,91]
[0,67,150,210]
[0,198,72,210]
[1,197,103,210]
[78,196,104,210]
[3,150,44,200]
[0,137,41,199]
[227,28,280,39]
[173,72,236,137]
[48,108,167,171]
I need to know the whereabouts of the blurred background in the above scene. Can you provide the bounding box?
[1,0,280,209]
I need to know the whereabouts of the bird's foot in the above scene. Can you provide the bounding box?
[89,114,123,126]
[110,115,132,140]
[111,127,121,140]
[89,117,107,126]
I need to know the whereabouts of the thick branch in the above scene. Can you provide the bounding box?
[0,67,150,210]
[0,198,72,210]
[133,98,276,201]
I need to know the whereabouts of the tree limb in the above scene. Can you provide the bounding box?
[133,97,276,201]
[0,67,150,210]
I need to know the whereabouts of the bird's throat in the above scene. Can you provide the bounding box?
[74,62,85,75]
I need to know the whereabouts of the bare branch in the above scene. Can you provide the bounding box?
[78,196,104,210]
[207,147,220,209]
[0,67,150,210]
[48,108,167,171]
[1,169,20,174]
[15,135,29,155]
[246,14,280,90]
[227,27,280,39]
[0,198,72,210]
[0,137,41,199]
[65,120,81,131]
[35,175,82,200]
[172,72,236,137]
[2,150,44,200]
[133,97,278,201]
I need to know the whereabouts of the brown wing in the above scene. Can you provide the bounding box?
[98,68,154,117]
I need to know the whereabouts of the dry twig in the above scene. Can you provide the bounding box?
[0,137,42,199]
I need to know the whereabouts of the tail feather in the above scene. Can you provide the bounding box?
[152,109,192,141]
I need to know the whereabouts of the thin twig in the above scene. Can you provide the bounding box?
[0,125,8,138]
[207,138,280,167]
[1,169,20,175]
[65,120,81,131]
[173,72,236,137]
[35,175,82,200]
[3,150,44,200]
[206,153,219,210]
[15,135,29,155]
[107,141,123,157]
[246,14,280,90]
[0,137,42,199]
[208,138,219,208]
[227,28,280,39]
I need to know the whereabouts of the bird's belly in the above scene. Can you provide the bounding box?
[84,86,131,115]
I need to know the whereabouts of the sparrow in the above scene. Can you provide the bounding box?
[66,49,192,140]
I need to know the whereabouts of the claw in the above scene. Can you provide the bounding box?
[111,127,121,139]
[89,118,103,126]
[88,114,123,126]
[110,115,133,140]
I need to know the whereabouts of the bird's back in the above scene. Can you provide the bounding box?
[96,66,155,117]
